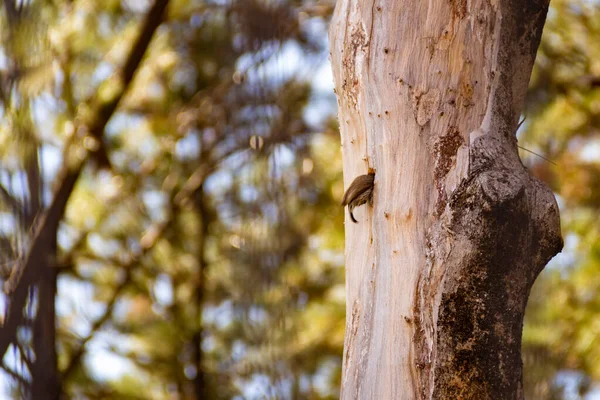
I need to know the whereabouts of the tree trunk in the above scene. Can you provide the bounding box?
[31,233,59,400]
[192,184,209,399]
[329,0,563,399]
[28,149,60,399]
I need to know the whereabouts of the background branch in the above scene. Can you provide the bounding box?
[0,0,170,361]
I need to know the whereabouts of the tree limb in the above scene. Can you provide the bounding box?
[0,183,22,217]
[1,362,30,388]
[0,0,170,361]
[60,268,132,381]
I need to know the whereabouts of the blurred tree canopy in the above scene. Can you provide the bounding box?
[522,0,600,398]
[0,0,598,399]
[0,0,343,398]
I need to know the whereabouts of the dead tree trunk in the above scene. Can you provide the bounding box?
[329,0,563,398]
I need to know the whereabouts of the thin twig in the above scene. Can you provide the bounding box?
[516,116,557,165]
[0,184,22,217]
[517,145,557,166]
[1,362,30,388]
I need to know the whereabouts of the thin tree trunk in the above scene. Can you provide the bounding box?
[329,0,563,399]
[31,233,59,400]
[192,184,209,399]
[27,149,60,399]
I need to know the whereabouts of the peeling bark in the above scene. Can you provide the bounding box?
[330,0,562,398]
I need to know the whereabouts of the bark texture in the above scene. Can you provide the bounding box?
[329,0,562,399]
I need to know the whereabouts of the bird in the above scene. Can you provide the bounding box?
[341,172,375,223]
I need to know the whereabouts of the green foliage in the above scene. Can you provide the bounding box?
[1,0,342,398]
[523,0,600,398]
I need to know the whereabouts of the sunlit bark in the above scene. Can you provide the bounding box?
[330,0,562,398]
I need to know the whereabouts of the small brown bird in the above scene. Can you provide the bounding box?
[341,172,375,223]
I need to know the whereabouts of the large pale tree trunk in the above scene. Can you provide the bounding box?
[330,0,563,398]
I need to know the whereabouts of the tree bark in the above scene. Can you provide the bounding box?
[27,148,60,399]
[31,230,59,400]
[329,0,563,399]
